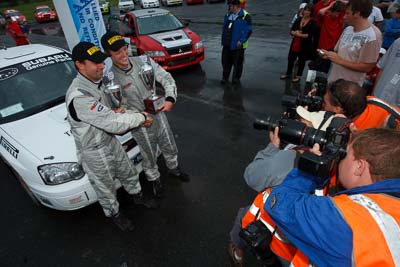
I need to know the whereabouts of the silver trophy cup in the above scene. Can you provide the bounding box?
[103,72,122,109]
[139,56,165,114]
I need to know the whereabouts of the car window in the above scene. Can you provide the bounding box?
[0,58,76,123]
[136,13,183,35]
[36,7,51,13]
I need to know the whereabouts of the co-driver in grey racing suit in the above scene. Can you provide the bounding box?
[111,56,179,187]
[66,72,146,217]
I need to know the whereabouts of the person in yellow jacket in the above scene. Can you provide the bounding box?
[265,128,400,266]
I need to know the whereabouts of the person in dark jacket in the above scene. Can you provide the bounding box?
[280,3,317,83]
[221,0,252,85]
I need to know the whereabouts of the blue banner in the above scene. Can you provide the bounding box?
[66,0,105,47]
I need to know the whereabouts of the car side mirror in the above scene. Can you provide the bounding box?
[181,18,190,27]
[120,23,135,37]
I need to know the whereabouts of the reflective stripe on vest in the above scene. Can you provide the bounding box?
[241,189,297,261]
[333,193,400,266]
[242,10,249,49]
[290,194,400,267]
[348,194,400,264]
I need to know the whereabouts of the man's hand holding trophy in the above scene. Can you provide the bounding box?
[103,71,153,127]
[139,56,167,114]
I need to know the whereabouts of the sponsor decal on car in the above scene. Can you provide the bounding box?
[21,53,71,71]
[0,136,19,159]
[0,68,19,81]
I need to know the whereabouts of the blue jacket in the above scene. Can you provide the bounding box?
[221,9,252,50]
[264,168,400,267]
[382,18,400,49]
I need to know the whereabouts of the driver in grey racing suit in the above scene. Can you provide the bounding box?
[66,42,157,231]
[101,32,190,198]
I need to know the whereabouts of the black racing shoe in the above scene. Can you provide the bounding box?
[150,179,164,199]
[132,192,160,209]
[167,167,190,182]
[111,213,134,231]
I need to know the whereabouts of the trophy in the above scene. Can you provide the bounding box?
[103,71,122,109]
[139,56,165,114]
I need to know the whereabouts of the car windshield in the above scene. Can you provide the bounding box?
[0,59,76,123]
[36,7,51,12]
[136,13,183,35]
[7,11,22,17]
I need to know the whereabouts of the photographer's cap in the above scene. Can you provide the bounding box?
[72,42,108,63]
[101,31,128,52]
[296,106,334,131]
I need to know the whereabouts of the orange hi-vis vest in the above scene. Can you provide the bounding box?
[241,189,297,261]
[290,193,400,266]
[354,96,400,130]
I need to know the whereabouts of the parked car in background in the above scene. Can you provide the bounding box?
[111,8,204,70]
[119,0,135,13]
[140,0,160,8]
[34,5,58,23]
[160,0,183,6]
[186,0,204,5]
[0,44,143,210]
[2,9,27,24]
[99,0,111,14]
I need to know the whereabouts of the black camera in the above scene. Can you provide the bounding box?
[281,94,323,119]
[254,116,351,178]
[239,220,280,265]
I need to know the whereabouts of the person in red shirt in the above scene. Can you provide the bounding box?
[5,15,30,46]
[313,0,335,22]
[314,0,346,72]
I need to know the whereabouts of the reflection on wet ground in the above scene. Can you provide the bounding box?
[29,22,64,37]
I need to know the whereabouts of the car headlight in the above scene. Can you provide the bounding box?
[144,50,165,57]
[194,41,203,49]
[38,163,85,185]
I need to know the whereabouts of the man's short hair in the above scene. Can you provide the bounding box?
[351,128,400,182]
[327,79,367,119]
[330,1,345,13]
[346,0,373,18]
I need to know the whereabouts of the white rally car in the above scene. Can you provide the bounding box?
[0,44,142,210]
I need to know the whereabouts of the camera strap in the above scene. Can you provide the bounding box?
[317,111,335,131]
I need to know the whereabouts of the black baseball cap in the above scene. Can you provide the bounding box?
[227,0,240,5]
[101,31,128,52]
[71,41,108,63]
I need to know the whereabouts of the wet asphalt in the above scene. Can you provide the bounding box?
[0,1,304,266]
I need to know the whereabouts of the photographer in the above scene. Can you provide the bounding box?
[265,128,400,266]
[322,79,400,129]
[228,108,335,266]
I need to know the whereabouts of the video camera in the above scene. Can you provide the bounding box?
[281,70,327,119]
[281,94,323,119]
[253,116,351,178]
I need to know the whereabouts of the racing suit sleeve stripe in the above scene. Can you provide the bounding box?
[68,99,81,122]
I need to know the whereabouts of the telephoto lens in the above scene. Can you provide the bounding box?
[253,117,327,148]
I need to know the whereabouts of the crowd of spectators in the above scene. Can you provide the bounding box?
[229,0,400,266]
[280,0,400,108]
